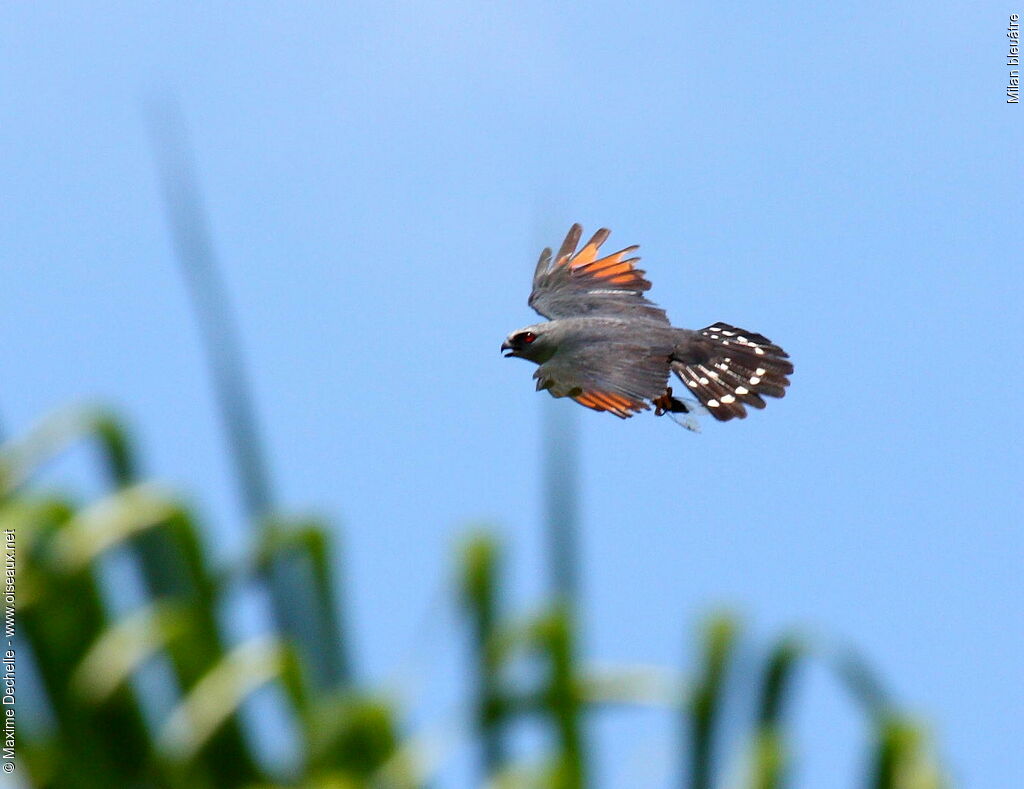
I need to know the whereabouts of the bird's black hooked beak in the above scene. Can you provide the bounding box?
[501,339,514,357]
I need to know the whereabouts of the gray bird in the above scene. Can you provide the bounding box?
[501,224,792,429]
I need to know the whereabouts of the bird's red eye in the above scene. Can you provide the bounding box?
[523,332,536,344]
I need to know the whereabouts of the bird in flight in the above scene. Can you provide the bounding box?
[501,224,793,431]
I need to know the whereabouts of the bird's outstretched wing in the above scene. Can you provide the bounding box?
[529,224,669,323]
[534,341,672,419]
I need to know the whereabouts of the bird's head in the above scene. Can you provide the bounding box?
[501,324,557,364]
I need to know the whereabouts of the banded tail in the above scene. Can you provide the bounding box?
[671,323,793,421]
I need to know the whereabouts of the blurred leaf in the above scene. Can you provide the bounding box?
[72,601,190,703]
[258,517,351,689]
[578,664,685,709]
[272,775,363,789]
[687,613,739,789]
[743,635,805,789]
[756,636,804,727]
[121,485,260,783]
[17,499,156,784]
[0,495,74,608]
[542,399,579,603]
[746,729,786,789]
[372,713,463,789]
[148,97,274,522]
[0,405,135,497]
[870,716,945,789]
[533,605,585,789]
[307,694,401,777]
[157,637,285,764]
[487,763,550,789]
[460,531,500,621]
[831,646,891,721]
[459,531,509,778]
[47,483,179,572]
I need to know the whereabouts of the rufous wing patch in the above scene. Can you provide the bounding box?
[574,246,646,288]
[567,228,611,267]
[551,225,649,291]
[571,390,649,419]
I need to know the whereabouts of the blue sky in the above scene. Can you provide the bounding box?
[3,2,1021,786]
